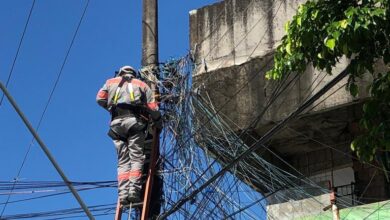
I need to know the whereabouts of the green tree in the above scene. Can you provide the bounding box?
[266,0,390,164]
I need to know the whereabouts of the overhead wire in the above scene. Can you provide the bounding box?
[211,76,375,213]
[166,0,285,168]
[168,0,390,216]
[0,0,36,106]
[158,57,316,219]
[1,203,116,220]
[0,1,374,216]
[0,0,90,218]
[2,0,377,219]
[158,65,350,219]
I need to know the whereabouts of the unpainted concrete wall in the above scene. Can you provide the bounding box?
[190,0,371,131]
[190,0,303,74]
[267,194,329,219]
[190,0,389,208]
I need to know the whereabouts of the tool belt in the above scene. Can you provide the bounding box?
[108,104,148,141]
[111,103,148,121]
[111,106,134,119]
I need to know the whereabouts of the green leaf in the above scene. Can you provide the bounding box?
[340,19,348,29]
[266,0,390,165]
[286,42,292,55]
[325,38,336,51]
[346,7,356,18]
[372,8,385,17]
[332,31,341,40]
[351,140,356,151]
[350,83,359,97]
[285,21,290,32]
[342,43,349,54]
[311,10,319,20]
[363,101,379,118]
[298,5,304,14]
[354,22,361,31]
[265,71,272,80]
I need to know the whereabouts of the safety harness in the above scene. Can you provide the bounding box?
[110,76,129,120]
[108,76,148,141]
[110,76,147,121]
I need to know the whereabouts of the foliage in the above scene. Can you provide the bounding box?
[266,0,390,163]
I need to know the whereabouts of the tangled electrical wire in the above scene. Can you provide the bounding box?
[153,56,376,219]
[1,56,386,219]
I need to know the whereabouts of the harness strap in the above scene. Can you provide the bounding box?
[127,81,135,101]
[110,77,129,121]
[110,76,148,122]
[112,77,128,105]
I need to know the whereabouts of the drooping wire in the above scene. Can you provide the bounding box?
[0,0,36,105]
[0,0,90,217]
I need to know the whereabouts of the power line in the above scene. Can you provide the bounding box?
[0,0,36,106]
[176,1,285,161]
[158,67,350,219]
[0,81,94,219]
[0,0,92,218]
[170,10,282,167]
[172,1,364,215]
[0,185,113,206]
[158,56,331,218]
[0,0,38,215]
[0,203,115,220]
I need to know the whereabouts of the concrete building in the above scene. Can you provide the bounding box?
[189,0,389,218]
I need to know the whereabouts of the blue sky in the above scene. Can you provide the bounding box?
[0,0,219,218]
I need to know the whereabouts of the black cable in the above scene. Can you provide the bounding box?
[0,0,90,218]
[0,186,113,206]
[1,203,115,220]
[167,0,285,166]
[182,68,294,192]
[0,0,36,106]
[158,68,350,219]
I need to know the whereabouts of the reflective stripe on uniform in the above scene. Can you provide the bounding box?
[147,102,158,110]
[129,170,142,178]
[118,171,131,181]
[127,83,135,101]
[97,90,108,99]
[113,86,121,104]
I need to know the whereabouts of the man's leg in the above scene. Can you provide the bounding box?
[127,131,146,202]
[113,139,131,205]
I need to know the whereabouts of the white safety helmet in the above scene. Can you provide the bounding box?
[118,65,137,77]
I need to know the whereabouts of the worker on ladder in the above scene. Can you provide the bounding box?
[96,65,161,207]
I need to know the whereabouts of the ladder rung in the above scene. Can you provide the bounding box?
[122,202,144,209]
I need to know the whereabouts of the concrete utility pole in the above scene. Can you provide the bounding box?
[116,1,160,219]
[141,0,161,219]
[142,0,158,67]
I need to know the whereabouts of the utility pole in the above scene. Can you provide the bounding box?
[141,0,161,219]
[115,1,161,219]
[142,0,158,67]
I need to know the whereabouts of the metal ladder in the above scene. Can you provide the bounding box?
[115,128,160,220]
